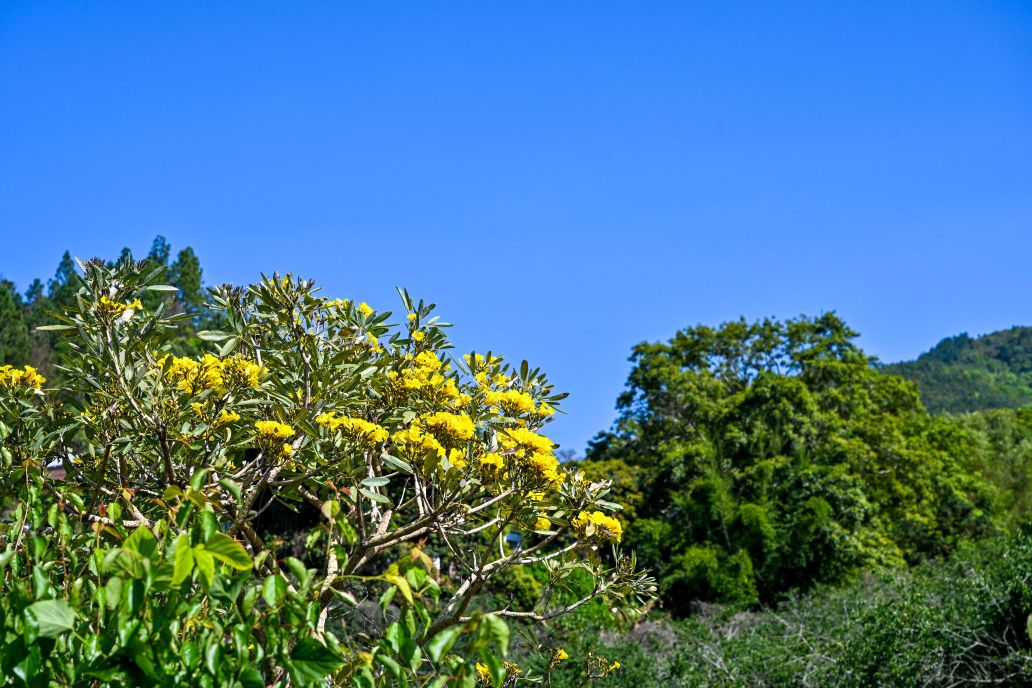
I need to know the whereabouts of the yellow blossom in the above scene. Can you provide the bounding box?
[255,420,294,441]
[315,412,388,446]
[485,388,536,416]
[216,409,241,425]
[535,516,552,531]
[0,365,46,390]
[572,510,623,544]
[411,331,425,342]
[358,302,374,317]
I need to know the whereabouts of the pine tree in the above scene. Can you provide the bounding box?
[147,236,171,267]
[169,247,204,315]
[0,280,30,365]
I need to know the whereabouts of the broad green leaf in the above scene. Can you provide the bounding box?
[204,533,252,570]
[285,638,341,686]
[123,526,158,558]
[172,535,194,585]
[25,599,77,638]
[384,572,414,605]
[426,624,463,663]
[263,574,287,606]
[193,547,215,584]
[480,614,510,657]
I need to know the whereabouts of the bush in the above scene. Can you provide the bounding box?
[535,533,1032,687]
[0,259,654,686]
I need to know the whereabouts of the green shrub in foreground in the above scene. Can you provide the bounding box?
[0,259,654,686]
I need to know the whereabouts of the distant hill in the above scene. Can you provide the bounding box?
[885,326,1032,414]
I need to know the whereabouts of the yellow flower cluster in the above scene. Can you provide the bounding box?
[391,412,475,469]
[0,365,46,390]
[572,510,623,544]
[479,427,564,488]
[389,351,470,408]
[358,302,374,317]
[484,388,536,416]
[419,411,475,445]
[315,412,389,446]
[216,409,241,425]
[98,295,142,316]
[255,420,295,441]
[159,354,261,394]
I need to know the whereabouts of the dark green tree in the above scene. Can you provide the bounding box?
[0,279,30,365]
[585,313,993,613]
[169,246,205,315]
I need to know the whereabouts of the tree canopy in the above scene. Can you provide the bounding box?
[584,313,993,612]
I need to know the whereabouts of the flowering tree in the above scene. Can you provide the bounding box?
[0,259,653,687]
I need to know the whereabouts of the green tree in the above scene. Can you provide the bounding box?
[169,246,205,316]
[585,314,993,612]
[0,280,30,365]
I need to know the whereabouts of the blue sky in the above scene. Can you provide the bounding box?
[2,2,1031,453]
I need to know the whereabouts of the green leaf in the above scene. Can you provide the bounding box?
[384,572,414,606]
[25,599,77,638]
[285,638,341,686]
[172,535,194,585]
[145,285,181,292]
[426,624,463,663]
[361,476,390,488]
[193,547,215,585]
[359,488,391,504]
[263,574,287,606]
[219,478,242,502]
[123,526,158,558]
[204,533,252,570]
[197,330,230,341]
[480,614,510,657]
[34,324,75,332]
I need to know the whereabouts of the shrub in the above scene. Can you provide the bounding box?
[0,259,653,686]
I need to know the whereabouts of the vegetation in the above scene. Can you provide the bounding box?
[6,242,1032,686]
[0,257,653,686]
[886,327,1032,414]
[583,314,993,612]
[535,531,1032,687]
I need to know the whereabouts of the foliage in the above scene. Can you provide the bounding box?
[584,314,994,612]
[886,326,1032,414]
[535,532,1032,687]
[0,259,653,686]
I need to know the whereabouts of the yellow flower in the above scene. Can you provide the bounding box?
[447,447,467,469]
[280,443,294,458]
[572,510,623,544]
[315,412,388,446]
[358,302,374,317]
[557,649,569,661]
[407,313,417,322]
[534,516,552,531]
[484,388,536,416]
[98,295,143,317]
[419,411,475,445]
[475,662,491,682]
[0,365,46,390]
[480,452,503,469]
[411,331,425,342]
[216,409,241,425]
[255,420,295,441]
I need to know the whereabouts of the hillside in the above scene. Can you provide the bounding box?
[885,326,1032,414]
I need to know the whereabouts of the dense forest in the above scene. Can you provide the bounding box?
[886,327,1032,414]
[4,241,1032,686]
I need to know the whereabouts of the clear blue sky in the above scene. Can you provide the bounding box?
[2,2,1031,454]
